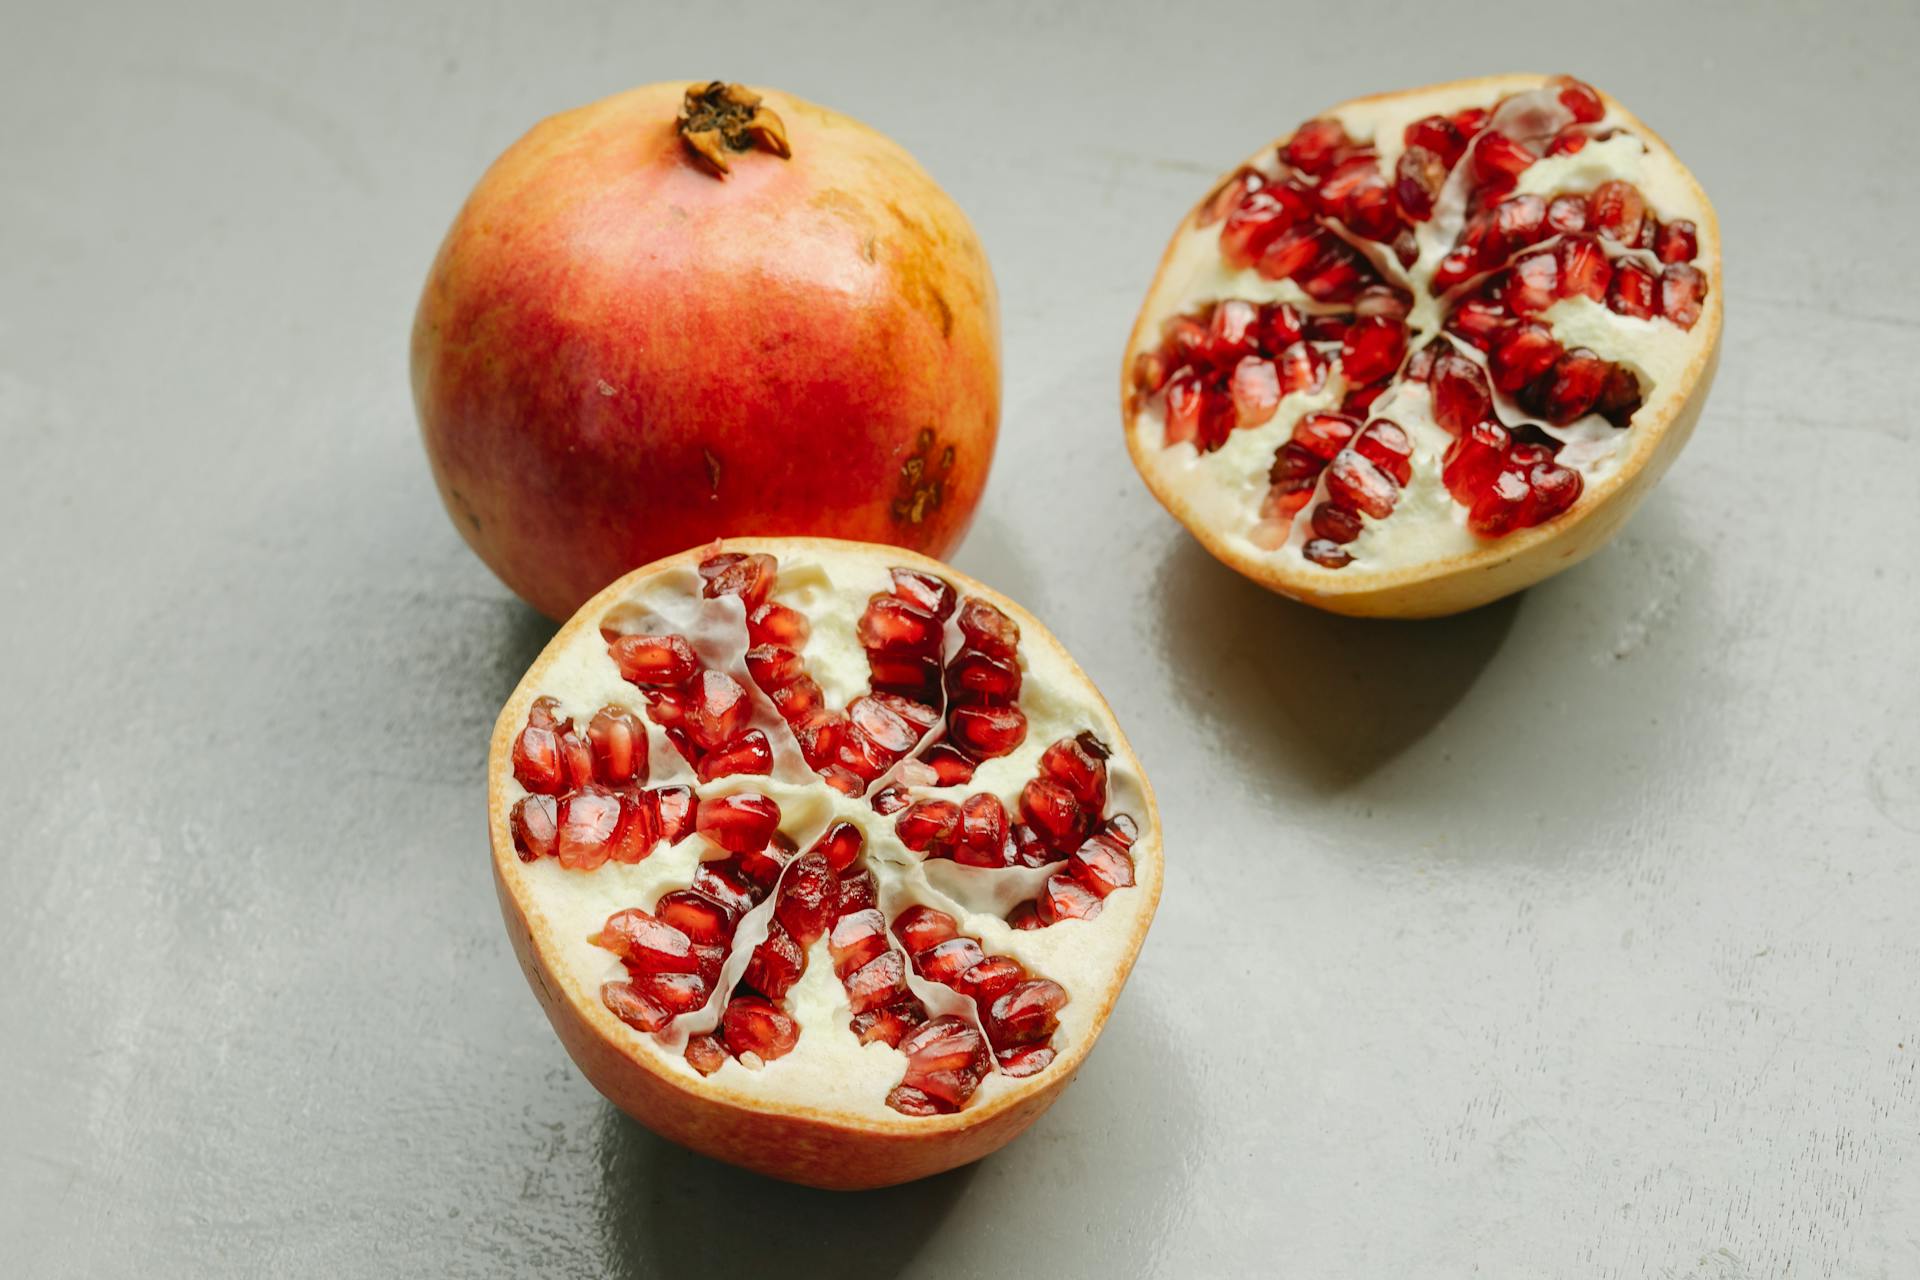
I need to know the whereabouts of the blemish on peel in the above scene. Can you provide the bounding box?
[596,379,617,397]
[704,448,723,497]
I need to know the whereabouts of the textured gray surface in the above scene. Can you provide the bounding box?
[4,1,1918,1276]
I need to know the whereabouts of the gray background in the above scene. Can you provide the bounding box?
[4,0,1917,1275]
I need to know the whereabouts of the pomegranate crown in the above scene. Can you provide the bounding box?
[677,81,791,177]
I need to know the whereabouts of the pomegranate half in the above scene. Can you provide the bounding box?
[489,538,1161,1188]
[1123,73,1722,617]
[414,82,1001,620]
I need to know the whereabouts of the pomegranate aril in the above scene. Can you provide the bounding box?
[608,634,698,687]
[1256,223,1328,282]
[746,601,809,648]
[1230,356,1281,427]
[1005,900,1043,931]
[1432,347,1492,435]
[1547,127,1587,157]
[1489,322,1563,393]
[1554,76,1606,123]
[1443,419,1512,503]
[1490,194,1547,258]
[1276,341,1327,394]
[1504,251,1559,315]
[1219,184,1311,270]
[609,792,657,863]
[869,782,910,815]
[915,937,987,986]
[844,950,909,1014]
[808,820,863,874]
[1556,234,1612,302]
[829,908,890,978]
[743,922,805,1000]
[1404,114,1466,166]
[837,867,878,915]
[1354,418,1413,486]
[996,1044,1056,1077]
[1311,501,1363,544]
[945,648,1021,707]
[857,595,940,654]
[652,785,695,844]
[1039,732,1109,809]
[1468,465,1532,537]
[1303,539,1354,569]
[1270,442,1324,498]
[1446,296,1511,352]
[1342,175,1402,242]
[956,598,1019,658]
[1161,369,1203,447]
[694,856,762,918]
[637,969,711,1015]
[744,644,803,691]
[1199,166,1264,227]
[1660,264,1707,329]
[559,731,594,790]
[1596,364,1643,426]
[512,719,566,795]
[585,705,646,787]
[1470,130,1533,189]
[1339,316,1407,385]
[1520,462,1583,527]
[1258,301,1305,349]
[556,785,623,871]
[1393,145,1446,221]
[772,852,836,946]
[1324,451,1398,521]
[683,670,751,752]
[1546,194,1589,234]
[1607,261,1657,318]
[594,908,698,974]
[720,995,798,1063]
[916,742,976,787]
[770,676,824,722]
[694,793,780,853]
[1588,180,1646,245]
[654,889,734,945]
[1039,873,1103,924]
[698,552,776,610]
[956,955,1027,1005]
[510,793,559,862]
[603,981,671,1033]
[887,567,956,620]
[1203,298,1259,365]
[695,730,773,781]
[1528,348,1609,424]
[960,791,1009,855]
[1282,117,1348,175]
[1289,411,1356,462]
[1299,244,1369,303]
[1020,778,1088,853]
[948,704,1027,759]
[852,996,928,1048]
[1654,219,1698,264]
[1069,835,1137,898]
[986,980,1068,1047]
[887,1085,941,1116]
[848,693,922,755]
[893,905,959,955]
[684,1033,725,1076]
[897,799,961,852]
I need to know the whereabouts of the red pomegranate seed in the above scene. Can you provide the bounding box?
[1020,778,1087,853]
[603,980,671,1033]
[1404,114,1466,166]
[893,905,959,955]
[1324,451,1398,520]
[1304,538,1353,569]
[558,730,594,790]
[1342,175,1401,241]
[1393,145,1446,221]
[1317,153,1382,212]
[1660,264,1707,328]
[1256,223,1329,282]
[584,706,646,787]
[696,730,773,782]
[745,601,809,648]
[1468,465,1532,536]
[852,996,927,1048]
[1039,872,1103,924]
[684,1033,726,1075]
[1431,347,1492,435]
[1069,835,1136,898]
[869,782,910,815]
[1299,244,1370,302]
[744,644,803,691]
[897,799,961,852]
[1005,900,1044,931]
[945,649,1021,706]
[956,598,1019,658]
[898,1016,991,1109]
[802,821,860,874]
[1203,299,1259,366]
[1546,127,1587,157]
[1282,117,1348,175]
[1292,411,1359,461]
[1596,364,1643,426]
[1274,341,1326,395]
[680,670,749,752]
[845,950,909,1015]
[510,793,559,862]
[948,704,1027,759]
[917,742,976,787]
[1161,370,1202,447]
[1588,180,1646,245]
[1271,444,1324,499]
[1311,501,1364,544]
[1654,219,1698,264]
[1258,301,1305,349]
[693,857,762,919]
[1546,194,1589,234]
[513,701,568,794]
[1442,419,1511,502]
[742,922,804,1000]
[960,791,1009,854]
[986,980,1068,1047]
[1510,441,1554,468]
[1504,250,1559,315]
[996,1044,1056,1077]
[857,595,940,654]
[1354,419,1413,485]
[645,787,691,846]
[1225,356,1281,428]
[698,552,776,611]
[1445,296,1511,352]
[1556,234,1612,302]
[770,676,824,723]
[915,937,988,986]
[1039,733,1109,809]
[1489,322,1564,393]
[1490,195,1547,259]
[843,695,916,756]
[694,793,780,854]
[1338,316,1407,385]
[608,792,657,863]
[1219,183,1312,269]
[956,954,1027,1003]
[1554,76,1606,123]
[1607,261,1657,318]
[1198,166,1264,227]
[1470,130,1534,189]
[769,853,834,947]
[654,889,733,945]
[554,786,622,871]
[594,907,698,973]
[886,567,956,621]
[829,908,890,978]
[1520,462,1583,526]
[1530,348,1609,424]
[837,867,878,915]
[1452,105,1489,137]
[720,995,798,1062]
[607,633,698,687]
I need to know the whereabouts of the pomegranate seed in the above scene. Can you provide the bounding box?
[1504,251,1559,315]
[771,852,835,946]
[607,633,698,687]
[1039,732,1109,810]
[1317,153,1382,212]
[1520,462,1583,526]
[698,552,776,610]
[559,730,594,790]
[1219,184,1311,269]
[1445,296,1511,352]
[887,567,956,621]
[647,787,691,846]
[1258,301,1305,349]
[917,742,976,786]
[1343,379,1391,415]
[1654,219,1698,264]
[1430,246,1481,295]
[1282,117,1348,175]
[915,937,987,986]
[1489,322,1564,393]
[897,1017,991,1110]
[1607,261,1657,319]
[635,972,708,1016]
[696,730,773,782]
[1595,364,1643,426]
[1311,501,1364,544]
[887,1085,942,1116]
[945,649,1021,706]
[608,792,657,863]
[1256,223,1329,282]
[857,595,940,654]
[837,867,878,915]
[1276,341,1327,394]
[1354,284,1412,321]
[693,856,762,918]
[1452,106,1489,138]
[997,1044,1056,1077]
[1202,299,1258,366]
[770,676,824,722]
[1588,180,1646,245]
[1468,465,1532,536]
[1659,264,1707,328]
[1470,130,1533,189]
[948,704,1027,759]
[1556,234,1612,302]
[720,995,798,1062]
[1393,145,1446,221]
[853,997,927,1048]
[1510,440,1554,468]
[1554,76,1606,123]
[893,905,959,955]
[1546,194,1589,234]
[1230,356,1281,427]
[743,921,804,1000]
[829,908,890,978]
[654,889,733,945]
[897,799,961,852]
[745,601,809,648]
[956,955,1027,1003]
[960,791,1010,855]
[1324,451,1398,520]
[1198,166,1264,227]
[513,703,567,794]
[1299,244,1370,303]
[1039,872,1103,924]
[1404,114,1466,167]
[1342,175,1402,241]
[1069,835,1136,898]
[866,653,941,705]
[986,979,1068,1047]
[1354,419,1413,485]
[694,793,780,854]
[1005,900,1044,931]
[869,783,910,814]
[956,598,1019,658]
[1271,441,1327,493]
[1339,316,1407,385]
[594,908,698,973]
[845,949,910,1015]
[1528,348,1609,424]
[1431,347,1492,436]
[1490,195,1547,258]
[1020,778,1087,853]
[1105,813,1139,846]
[684,1033,725,1075]
[510,793,559,861]
[584,706,647,787]
[844,694,916,756]
[555,786,622,871]
[603,981,671,1033]
[744,644,803,691]
[680,670,750,752]
[1545,127,1587,157]
[1442,419,1512,502]
[805,820,862,873]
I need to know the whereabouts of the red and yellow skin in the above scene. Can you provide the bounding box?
[412,82,1001,620]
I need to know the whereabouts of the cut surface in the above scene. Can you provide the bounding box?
[490,539,1161,1184]
[1123,74,1722,617]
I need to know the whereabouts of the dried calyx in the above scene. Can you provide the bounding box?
[676,81,792,177]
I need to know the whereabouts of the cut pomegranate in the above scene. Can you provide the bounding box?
[491,539,1161,1188]
[1124,73,1721,617]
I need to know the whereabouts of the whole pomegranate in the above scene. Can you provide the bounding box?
[492,538,1161,1187]
[1123,74,1722,617]
[414,82,1000,620]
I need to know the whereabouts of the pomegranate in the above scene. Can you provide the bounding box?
[414,82,1000,620]
[490,538,1161,1187]
[1123,74,1721,616]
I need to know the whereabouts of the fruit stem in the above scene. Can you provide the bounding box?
[677,81,791,177]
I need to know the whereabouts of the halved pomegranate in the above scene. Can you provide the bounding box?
[490,538,1161,1188]
[1123,74,1722,616]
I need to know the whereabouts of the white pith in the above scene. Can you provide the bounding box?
[1125,75,1719,576]
[496,543,1159,1119]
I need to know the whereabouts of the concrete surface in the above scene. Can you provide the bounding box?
[4,1,1917,1276]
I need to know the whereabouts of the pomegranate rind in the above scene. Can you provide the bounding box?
[488,538,1162,1189]
[1121,73,1723,618]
